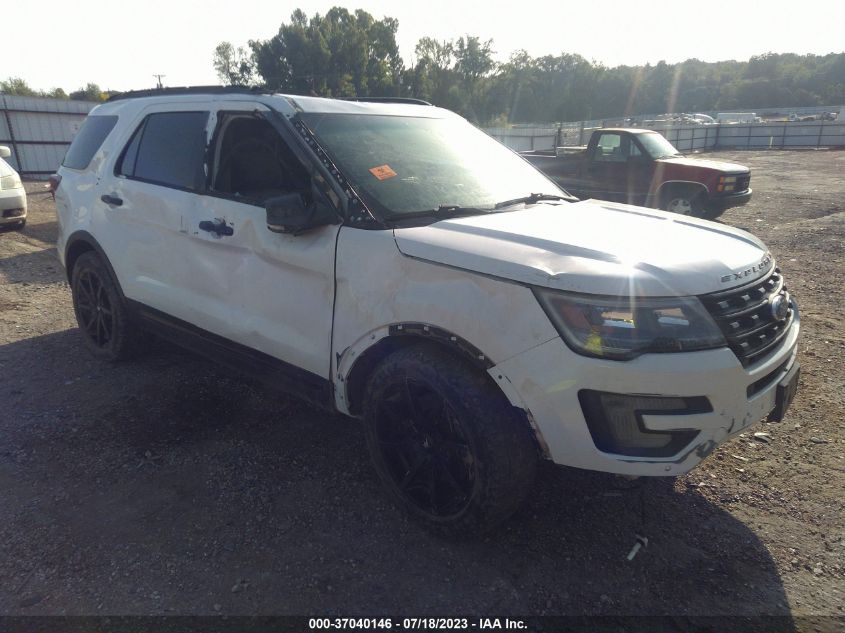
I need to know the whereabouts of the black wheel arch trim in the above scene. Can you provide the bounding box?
[64,230,126,300]
[386,323,494,370]
[343,323,495,416]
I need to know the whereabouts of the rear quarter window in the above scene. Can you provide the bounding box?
[62,115,118,170]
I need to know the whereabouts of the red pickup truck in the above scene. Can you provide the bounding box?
[522,128,752,219]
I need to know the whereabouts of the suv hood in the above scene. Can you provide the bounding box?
[393,200,771,297]
[658,156,749,173]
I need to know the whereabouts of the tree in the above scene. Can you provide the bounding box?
[70,83,106,101]
[213,42,256,86]
[0,77,38,96]
[43,87,68,99]
[248,7,403,97]
[453,36,494,120]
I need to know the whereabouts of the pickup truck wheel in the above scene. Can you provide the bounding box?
[660,188,703,216]
[71,251,145,361]
[362,344,538,537]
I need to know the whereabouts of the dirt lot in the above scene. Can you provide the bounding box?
[0,151,843,625]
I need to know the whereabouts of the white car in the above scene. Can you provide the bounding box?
[53,88,800,535]
[0,146,27,229]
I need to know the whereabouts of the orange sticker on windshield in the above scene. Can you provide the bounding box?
[369,164,397,180]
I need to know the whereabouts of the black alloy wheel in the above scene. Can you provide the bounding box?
[363,344,538,536]
[75,268,115,348]
[374,377,477,519]
[71,251,147,361]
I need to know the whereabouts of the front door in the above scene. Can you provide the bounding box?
[181,104,341,383]
[582,132,654,205]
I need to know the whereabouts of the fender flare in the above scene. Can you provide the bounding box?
[337,323,550,457]
[63,230,124,299]
[337,322,493,416]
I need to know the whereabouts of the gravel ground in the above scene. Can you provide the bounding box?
[0,150,843,624]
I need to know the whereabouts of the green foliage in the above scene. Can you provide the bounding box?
[214,10,845,124]
[213,42,255,86]
[0,77,39,96]
[69,83,107,102]
[248,7,402,97]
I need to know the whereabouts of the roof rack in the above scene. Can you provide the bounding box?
[106,87,434,107]
[107,85,270,102]
[339,97,433,106]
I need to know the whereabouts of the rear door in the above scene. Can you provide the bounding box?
[101,104,210,314]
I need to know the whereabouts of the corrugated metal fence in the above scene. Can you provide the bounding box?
[2,95,844,178]
[0,95,98,177]
[485,120,845,153]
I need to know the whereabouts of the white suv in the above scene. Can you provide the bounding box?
[54,88,800,535]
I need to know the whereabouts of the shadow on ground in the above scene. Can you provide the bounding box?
[0,329,793,628]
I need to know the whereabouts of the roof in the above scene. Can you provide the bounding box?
[98,86,446,119]
[598,127,659,134]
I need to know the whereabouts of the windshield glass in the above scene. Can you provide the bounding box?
[637,132,681,159]
[299,112,566,218]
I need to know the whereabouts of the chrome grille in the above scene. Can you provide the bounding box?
[700,268,794,367]
[736,174,751,192]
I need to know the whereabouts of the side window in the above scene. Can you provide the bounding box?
[210,113,310,204]
[116,120,144,178]
[593,133,624,162]
[116,111,209,191]
[628,139,643,158]
[63,115,118,170]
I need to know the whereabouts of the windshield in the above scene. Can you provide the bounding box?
[637,132,682,159]
[298,112,567,218]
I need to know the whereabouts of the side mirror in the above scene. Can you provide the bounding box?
[0,146,10,159]
[265,192,336,235]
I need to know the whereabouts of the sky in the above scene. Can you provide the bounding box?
[8,0,845,93]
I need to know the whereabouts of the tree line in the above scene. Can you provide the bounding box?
[3,6,842,121]
[213,7,845,124]
[0,78,108,102]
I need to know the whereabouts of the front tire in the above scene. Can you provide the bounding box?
[363,344,538,537]
[71,251,145,361]
[660,187,703,216]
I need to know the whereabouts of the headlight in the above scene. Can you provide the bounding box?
[0,173,21,190]
[533,289,726,360]
[718,175,737,192]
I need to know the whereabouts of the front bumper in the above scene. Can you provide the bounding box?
[0,187,27,224]
[490,308,799,476]
[706,188,752,210]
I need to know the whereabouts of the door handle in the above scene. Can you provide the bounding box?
[100,194,123,207]
[198,219,234,237]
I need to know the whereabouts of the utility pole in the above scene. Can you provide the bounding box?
[153,74,166,89]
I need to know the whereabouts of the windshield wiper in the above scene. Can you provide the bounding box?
[384,205,493,222]
[493,192,575,209]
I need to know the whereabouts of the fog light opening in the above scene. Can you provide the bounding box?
[579,390,711,458]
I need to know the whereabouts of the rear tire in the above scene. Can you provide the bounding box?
[362,344,538,537]
[16,218,26,230]
[71,251,146,361]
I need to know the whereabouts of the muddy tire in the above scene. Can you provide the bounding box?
[362,344,538,537]
[71,251,146,361]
